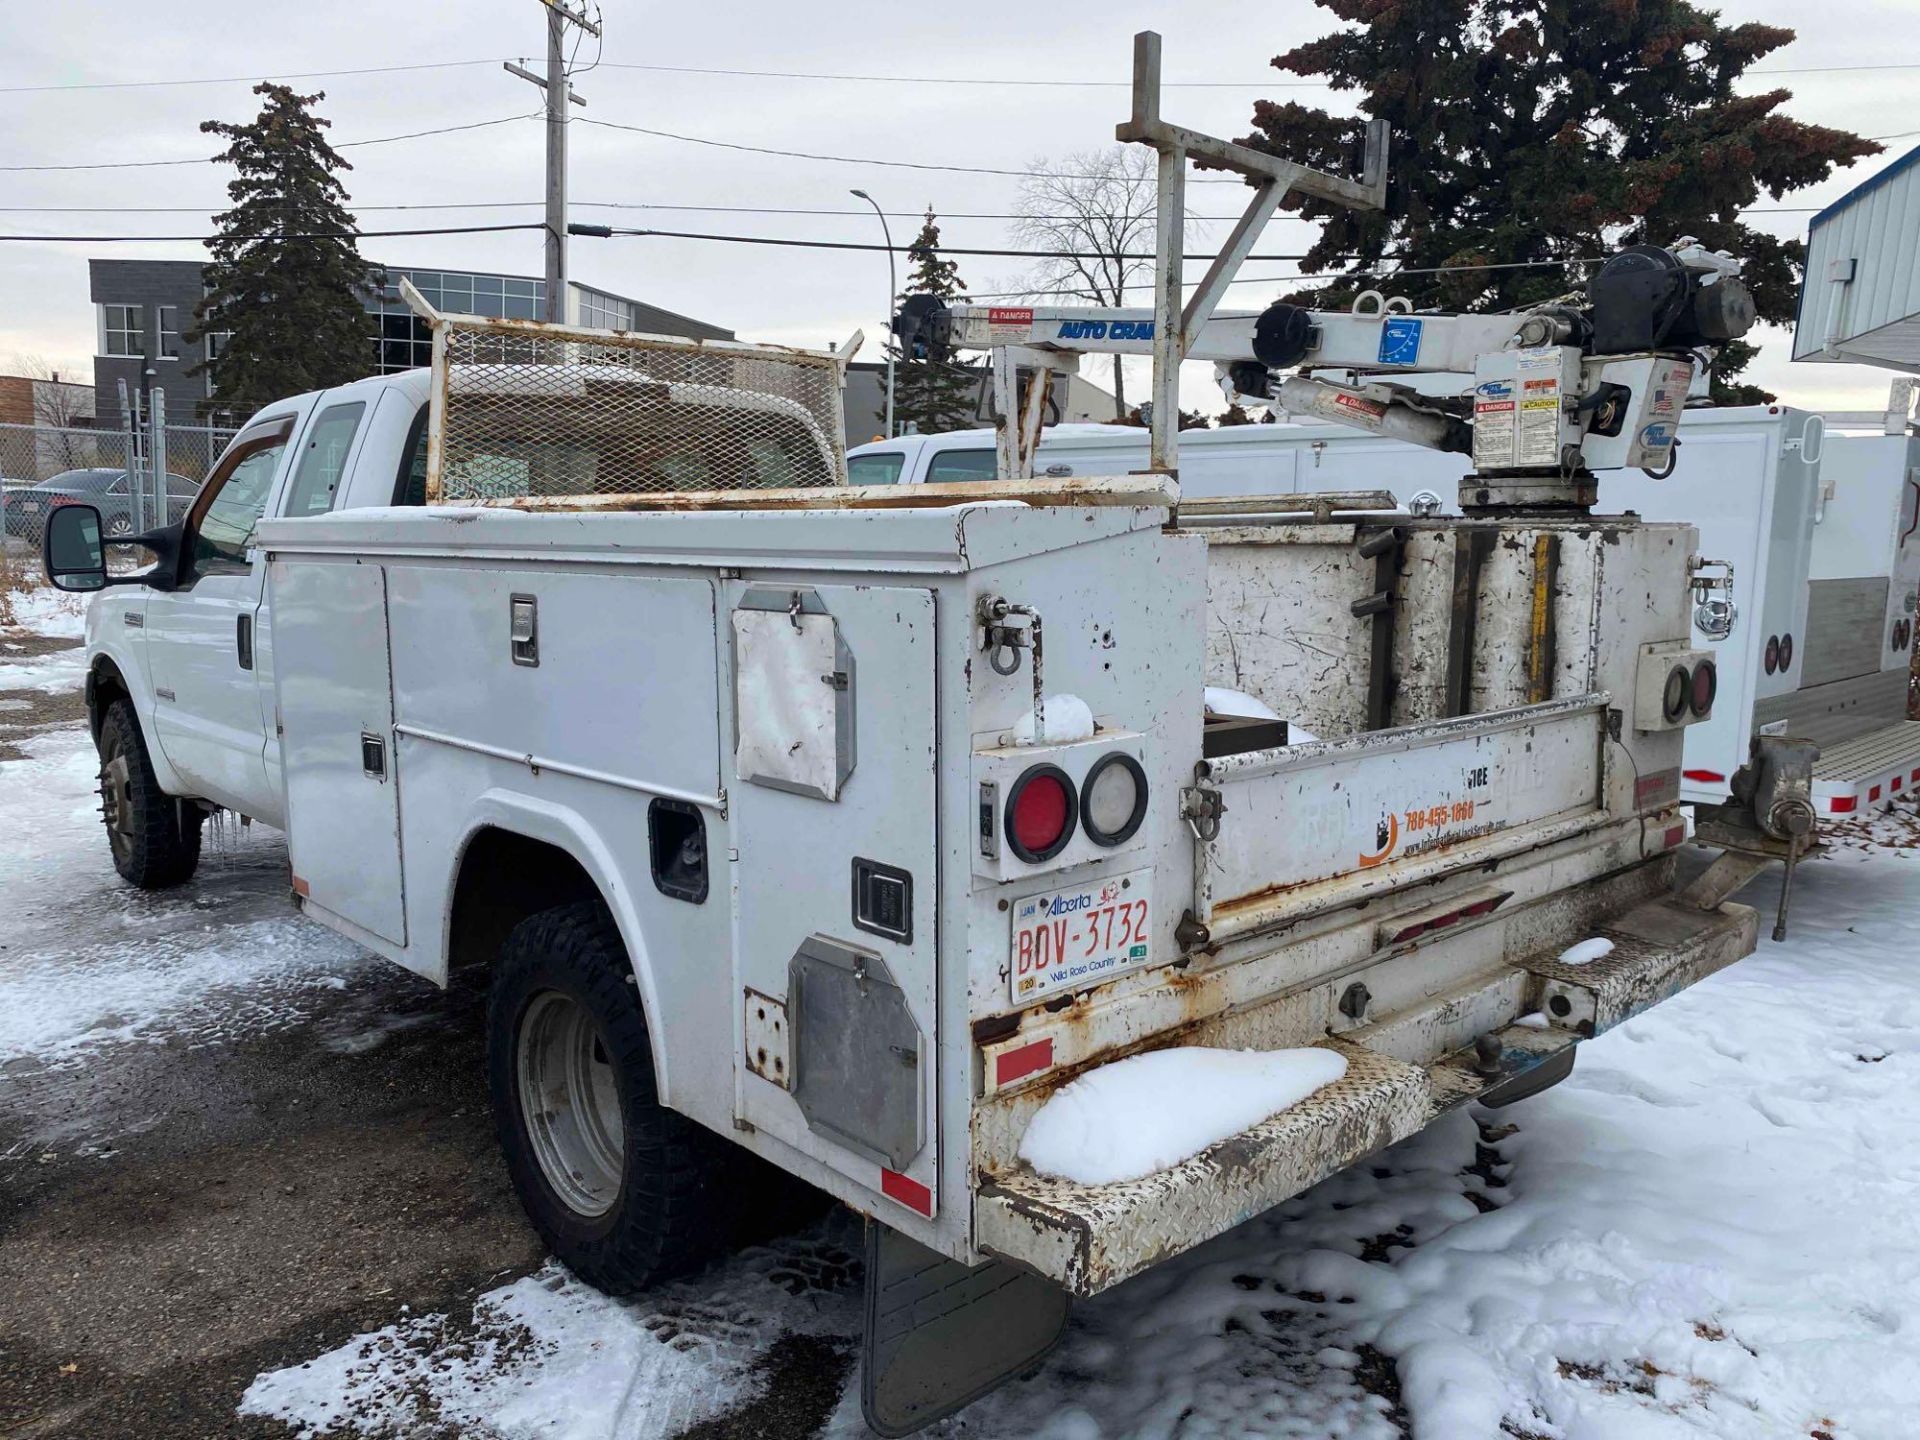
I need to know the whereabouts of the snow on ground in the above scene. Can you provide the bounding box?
[245,807,1920,1440]
[1019,1045,1350,1185]
[0,594,378,1092]
[0,577,88,641]
[240,1229,865,1439]
[0,725,373,1073]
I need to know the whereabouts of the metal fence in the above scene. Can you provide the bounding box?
[1,408,239,543]
[429,315,849,504]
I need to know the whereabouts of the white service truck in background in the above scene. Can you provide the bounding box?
[852,399,1920,818]
[38,38,1815,1432]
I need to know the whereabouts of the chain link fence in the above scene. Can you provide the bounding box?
[2,419,238,558]
[431,319,848,504]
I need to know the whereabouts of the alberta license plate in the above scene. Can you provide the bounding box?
[1009,869,1152,1006]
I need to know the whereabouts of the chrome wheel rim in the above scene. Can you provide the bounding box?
[515,990,625,1217]
[106,515,132,537]
[100,751,134,863]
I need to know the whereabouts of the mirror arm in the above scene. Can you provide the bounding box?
[109,524,183,591]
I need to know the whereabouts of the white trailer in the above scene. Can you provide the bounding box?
[1798,423,1920,812]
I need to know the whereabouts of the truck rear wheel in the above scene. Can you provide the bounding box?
[488,899,746,1294]
[97,697,202,888]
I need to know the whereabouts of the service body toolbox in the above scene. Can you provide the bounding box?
[261,488,1754,1293]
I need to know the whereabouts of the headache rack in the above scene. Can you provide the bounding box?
[403,278,854,507]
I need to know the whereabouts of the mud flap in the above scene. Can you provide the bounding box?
[860,1220,1070,1436]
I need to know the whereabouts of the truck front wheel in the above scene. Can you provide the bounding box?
[97,697,202,888]
[487,900,744,1294]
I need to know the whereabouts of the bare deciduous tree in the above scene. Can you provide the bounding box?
[1010,147,1158,420]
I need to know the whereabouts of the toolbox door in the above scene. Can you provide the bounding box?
[728,582,940,1222]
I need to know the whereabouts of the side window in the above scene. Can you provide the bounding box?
[847,452,906,485]
[393,404,429,506]
[190,426,291,578]
[924,448,998,483]
[281,402,367,518]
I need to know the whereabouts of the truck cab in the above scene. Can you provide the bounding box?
[83,369,428,848]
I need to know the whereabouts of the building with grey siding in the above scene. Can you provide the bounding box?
[1793,140,1920,374]
[89,258,733,427]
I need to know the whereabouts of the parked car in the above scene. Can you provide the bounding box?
[3,468,200,541]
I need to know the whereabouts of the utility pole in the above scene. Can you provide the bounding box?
[506,1,598,323]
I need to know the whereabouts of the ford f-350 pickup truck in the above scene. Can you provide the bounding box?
[37,38,1815,1431]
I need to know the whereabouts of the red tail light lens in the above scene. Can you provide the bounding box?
[1688,660,1716,716]
[1006,764,1076,863]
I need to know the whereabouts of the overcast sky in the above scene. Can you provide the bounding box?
[2,0,1913,420]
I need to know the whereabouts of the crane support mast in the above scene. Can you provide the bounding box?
[890,32,1757,516]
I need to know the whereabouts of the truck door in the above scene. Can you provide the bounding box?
[728,582,941,1221]
[142,408,304,822]
[252,391,383,806]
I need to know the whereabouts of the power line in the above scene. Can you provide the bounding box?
[574,113,1914,185]
[569,59,1920,85]
[7,55,1917,98]
[573,115,1251,182]
[0,200,1828,224]
[0,224,543,243]
[587,61,1331,88]
[0,112,538,173]
[587,226,1313,261]
[0,59,510,95]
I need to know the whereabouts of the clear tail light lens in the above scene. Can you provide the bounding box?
[1662,665,1689,723]
[1081,752,1148,846]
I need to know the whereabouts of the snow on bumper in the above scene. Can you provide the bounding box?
[975,896,1758,1298]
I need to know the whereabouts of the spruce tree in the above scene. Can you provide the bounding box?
[186,84,381,418]
[1239,1,1880,401]
[890,210,980,435]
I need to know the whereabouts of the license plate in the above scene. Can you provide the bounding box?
[1009,869,1152,1006]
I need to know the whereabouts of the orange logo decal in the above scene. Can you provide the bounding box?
[1357,811,1399,868]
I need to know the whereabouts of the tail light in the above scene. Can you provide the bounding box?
[1662,665,1689,723]
[1080,752,1147,846]
[1005,764,1076,863]
[1688,659,1716,716]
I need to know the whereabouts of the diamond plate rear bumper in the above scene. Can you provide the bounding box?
[975,896,1757,1297]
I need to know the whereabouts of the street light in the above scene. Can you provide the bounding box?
[850,188,896,439]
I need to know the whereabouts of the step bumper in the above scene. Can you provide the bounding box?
[975,896,1756,1297]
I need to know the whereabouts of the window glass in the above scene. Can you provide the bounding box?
[847,452,906,485]
[394,405,429,507]
[102,304,141,357]
[281,402,367,517]
[192,429,289,575]
[923,448,998,483]
[157,306,181,359]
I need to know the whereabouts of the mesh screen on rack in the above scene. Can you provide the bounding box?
[432,324,846,504]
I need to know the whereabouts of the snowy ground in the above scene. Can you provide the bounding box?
[6,581,1920,1439]
[239,810,1920,1440]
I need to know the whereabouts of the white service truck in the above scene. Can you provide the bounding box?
[38,35,1814,1432]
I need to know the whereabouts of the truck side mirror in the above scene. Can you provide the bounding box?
[42,503,108,591]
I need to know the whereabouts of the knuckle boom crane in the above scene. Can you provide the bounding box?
[891,33,1758,518]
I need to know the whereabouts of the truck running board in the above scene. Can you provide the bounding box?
[975,896,1758,1298]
